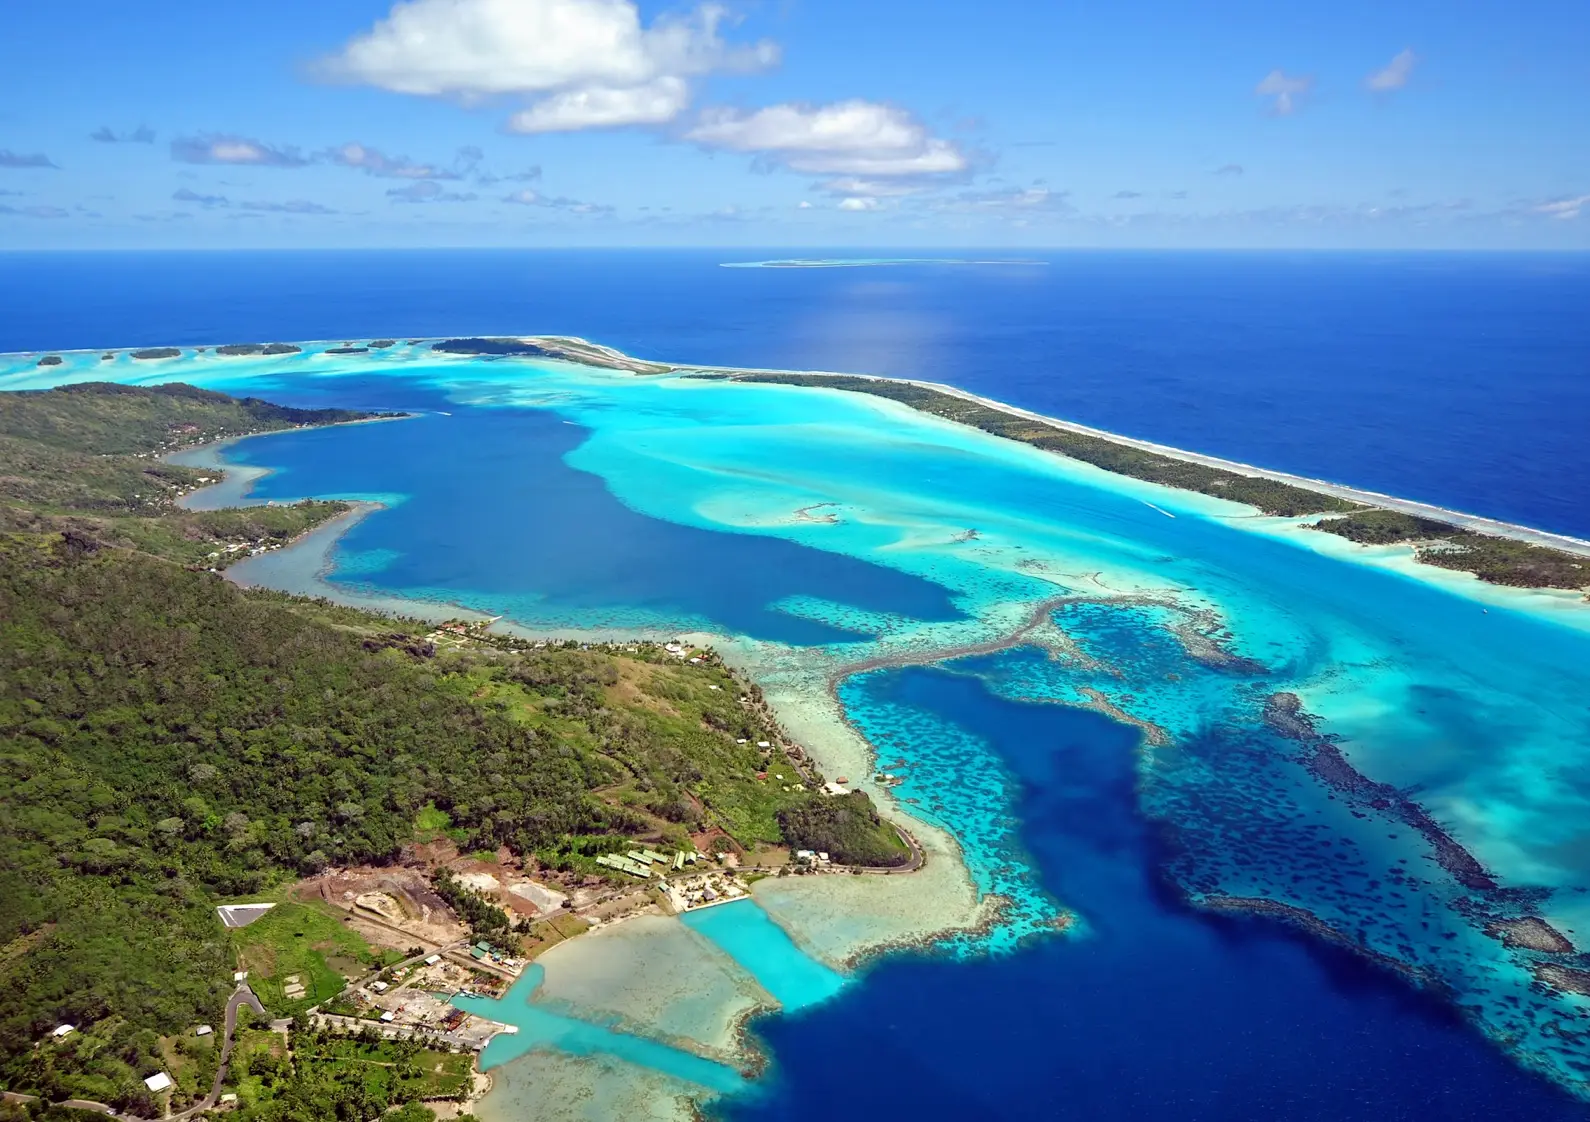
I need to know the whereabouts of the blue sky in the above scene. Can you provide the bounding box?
[2,0,1587,248]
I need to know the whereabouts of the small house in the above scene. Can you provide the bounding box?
[424,954,441,966]
[379,1011,396,1023]
[51,1024,75,1039]
[196,1025,213,1037]
[144,1072,173,1093]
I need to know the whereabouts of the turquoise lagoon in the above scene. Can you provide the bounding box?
[6,342,1590,1116]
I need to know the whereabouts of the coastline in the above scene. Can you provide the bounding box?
[164,412,417,511]
[15,339,1590,1107]
[14,333,1586,565]
[671,361,1590,561]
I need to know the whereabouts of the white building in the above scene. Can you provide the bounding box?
[144,1072,173,1093]
[51,1024,74,1038]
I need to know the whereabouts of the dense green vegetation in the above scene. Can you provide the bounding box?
[714,372,1590,591]
[0,382,394,568]
[214,344,302,357]
[432,869,517,949]
[0,380,387,460]
[1313,509,1589,589]
[0,380,909,1113]
[716,372,1354,517]
[778,791,912,867]
[225,1020,469,1122]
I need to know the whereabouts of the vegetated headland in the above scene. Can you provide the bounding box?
[429,336,671,375]
[0,382,906,1121]
[0,381,401,568]
[684,368,1590,593]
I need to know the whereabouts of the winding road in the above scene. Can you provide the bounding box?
[3,983,269,1121]
[170,984,267,1120]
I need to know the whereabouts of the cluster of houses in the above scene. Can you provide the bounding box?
[595,847,703,879]
[44,1023,214,1102]
[665,871,749,912]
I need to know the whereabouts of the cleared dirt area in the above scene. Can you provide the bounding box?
[297,867,467,949]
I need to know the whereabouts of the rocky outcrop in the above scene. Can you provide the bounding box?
[1485,917,1576,954]
[1264,692,1498,891]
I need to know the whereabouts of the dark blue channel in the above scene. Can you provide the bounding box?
[718,657,1589,1122]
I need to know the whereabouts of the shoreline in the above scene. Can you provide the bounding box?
[13,341,1590,1107]
[16,333,1585,563]
[12,334,1587,559]
[667,359,1590,561]
[164,412,417,511]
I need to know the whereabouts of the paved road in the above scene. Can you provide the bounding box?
[169,984,266,1121]
[4,1086,120,1117]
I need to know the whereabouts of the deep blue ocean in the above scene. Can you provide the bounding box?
[1,249,1587,537]
[4,251,1589,1120]
[724,658,1589,1122]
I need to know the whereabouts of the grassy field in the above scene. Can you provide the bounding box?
[518,912,591,960]
[156,1030,219,1111]
[231,902,400,1016]
[222,1027,288,1109]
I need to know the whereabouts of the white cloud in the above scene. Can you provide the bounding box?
[1535,195,1590,220]
[818,176,924,198]
[837,196,879,211]
[506,76,689,132]
[1366,49,1417,93]
[320,0,777,131]
[238,198,337,214]
[686,100,967,177]
[387,180,478,203]
[173,187,229,207]
[0,203,69,218]
[502,188,612,213]
[91,125,156,144]
[1254,70,1314,115]
[327,142,458,179]
[171,134,309,167]
[939,186,1069,212]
